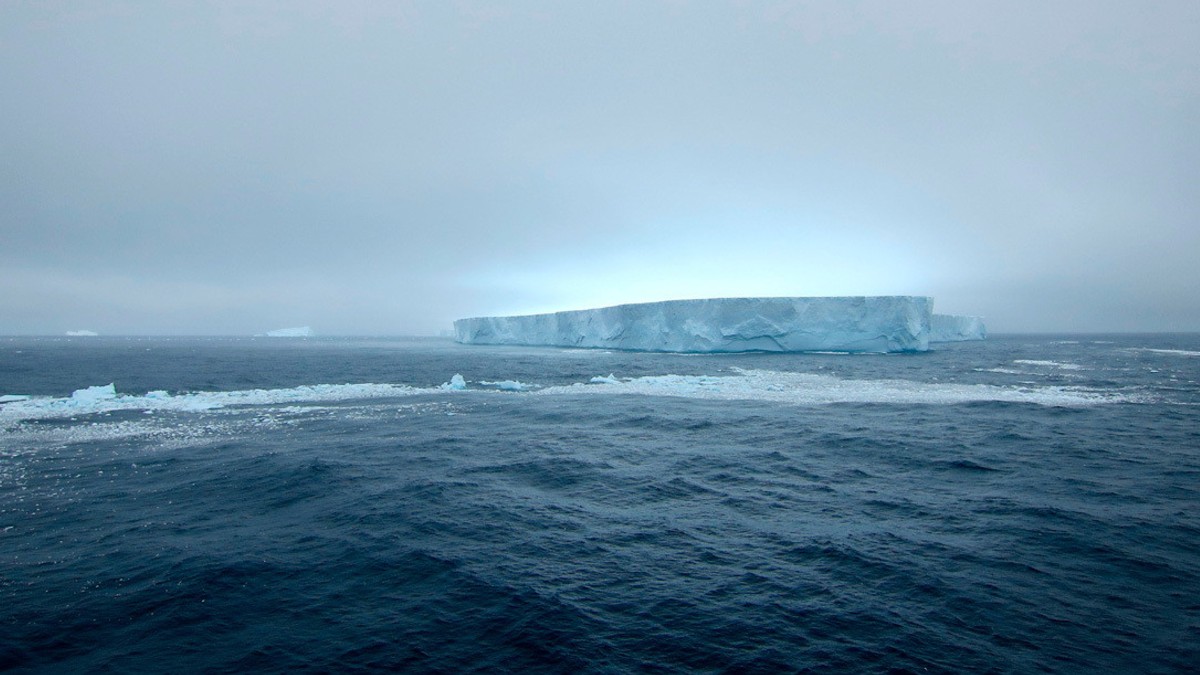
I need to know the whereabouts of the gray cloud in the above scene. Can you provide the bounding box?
[2,1,1197,334]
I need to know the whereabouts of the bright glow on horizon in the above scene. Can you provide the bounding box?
[468,216,932,317]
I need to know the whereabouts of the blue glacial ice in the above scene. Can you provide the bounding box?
[455,296,934,353]
[439,374,468,390]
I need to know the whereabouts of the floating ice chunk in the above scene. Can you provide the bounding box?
[440,374,467,390]
[0,395,31,404]
[590,374,620,384]
[265,326,313,337]
[65,330,99,336]
[456,296,934,353]
[71,384,117,402]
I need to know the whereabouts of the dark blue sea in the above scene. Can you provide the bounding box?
[2,335,1198,673]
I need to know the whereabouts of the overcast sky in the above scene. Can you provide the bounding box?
[2,1,1197,334]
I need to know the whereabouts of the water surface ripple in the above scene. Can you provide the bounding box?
[1,335,1197,672]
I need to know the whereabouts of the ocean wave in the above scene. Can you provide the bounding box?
[0,401,463,451]
[1012,359,1086,370]
[1125,348,1200,357]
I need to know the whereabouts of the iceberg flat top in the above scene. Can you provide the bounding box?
[456,296,933,353]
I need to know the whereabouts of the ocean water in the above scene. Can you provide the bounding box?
[1,335,1197,673]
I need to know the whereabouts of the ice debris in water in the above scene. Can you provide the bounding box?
[480,380,526,391]
[590,374,620,384]
[0,383,428,423]
[0,395,31,404]
[539,368,1145,406]
[440,374,467,391]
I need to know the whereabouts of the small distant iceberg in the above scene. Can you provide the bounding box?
[930,314,987,342]
[65,330,99,336]
[264,326,314,337]
[71,383,117,402]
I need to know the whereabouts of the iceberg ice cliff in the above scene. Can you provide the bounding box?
[455,297,933,353]
[930,314,987,342]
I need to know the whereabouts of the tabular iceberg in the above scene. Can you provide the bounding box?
[930,314,987,342]
[264,326,314,337]
[455,297,933,353]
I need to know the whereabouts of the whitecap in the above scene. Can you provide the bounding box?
[1013,360,1086,370]
[1127,348,1200,357]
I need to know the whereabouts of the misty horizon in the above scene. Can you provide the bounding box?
[3,2,1197,335]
